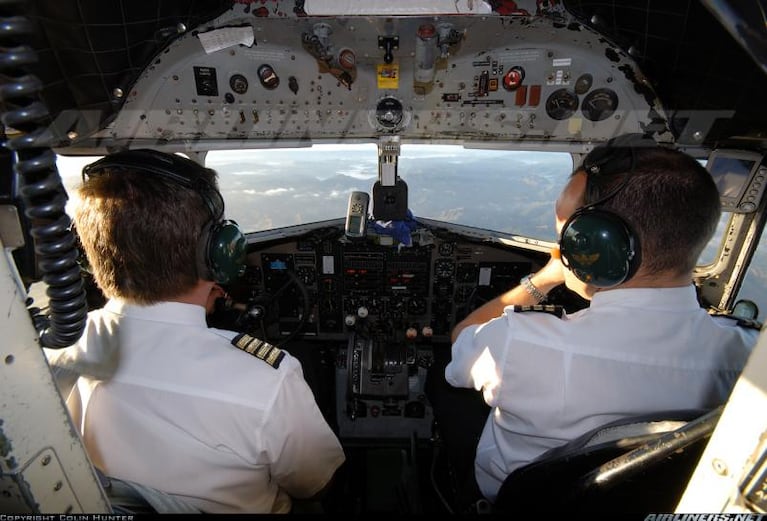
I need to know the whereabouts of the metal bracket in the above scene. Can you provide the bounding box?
[378,136,400,186]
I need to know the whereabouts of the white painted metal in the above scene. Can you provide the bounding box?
[677,326,767,513]
[0,240,110,513]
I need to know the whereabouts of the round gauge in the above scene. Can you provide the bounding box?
[369,96,411,132]
[574,73,593,95]
[296,266,316,285]
[338,48,356,70]
[545,88,579,120]
[229,73,249,94]
[502,66,525,91]
[438,242,455,256]
[434,259,455,279]
[581,88,619,121]
[257,64,279,90]
[376,97,404,129]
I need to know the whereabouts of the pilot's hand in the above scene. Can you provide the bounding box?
[450,247,566,343]
[206,284,228,315]
[535,247,566,288]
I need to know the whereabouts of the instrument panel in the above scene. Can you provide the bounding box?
[224,226,542,343]
[96,4,669,147]
[210,221,585,439]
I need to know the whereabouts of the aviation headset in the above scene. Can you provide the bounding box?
[558,134,657,288]
[82,149,247,284]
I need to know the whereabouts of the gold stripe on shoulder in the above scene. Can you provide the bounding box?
[231,333,285,369]
[513,304,564,318]
[245,338,264,355]
[255,343,272,360]
[235,334,256,351]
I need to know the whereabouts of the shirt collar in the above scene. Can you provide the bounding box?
[589,284,702,311]
[104,298,208,326]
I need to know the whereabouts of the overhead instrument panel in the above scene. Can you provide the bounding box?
[98,5,670,147]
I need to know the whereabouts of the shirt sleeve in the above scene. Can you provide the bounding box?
[262,359,346,499]
[445,313,511,395]
[43,315,120,382]
[44,347,82,398]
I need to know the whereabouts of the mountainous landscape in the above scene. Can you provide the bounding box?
[57,145,767,320]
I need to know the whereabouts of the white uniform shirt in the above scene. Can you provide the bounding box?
[46,299,345,513]
[446,285,758,502]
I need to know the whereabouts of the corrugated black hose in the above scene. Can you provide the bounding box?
[0,4,87,348]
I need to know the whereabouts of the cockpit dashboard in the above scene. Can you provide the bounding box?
[207,217,587,440]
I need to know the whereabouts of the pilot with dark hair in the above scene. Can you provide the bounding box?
[426,138,760,508]
[45,150,345,513]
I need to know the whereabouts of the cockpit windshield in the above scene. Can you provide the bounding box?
[207,145,574,239]
[57,147,767,320]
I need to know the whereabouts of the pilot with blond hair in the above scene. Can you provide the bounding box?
[46,149,345,513]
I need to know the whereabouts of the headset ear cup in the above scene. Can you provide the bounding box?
[85,149,247,284]
[559,208,638,288]
[204,220,247,284]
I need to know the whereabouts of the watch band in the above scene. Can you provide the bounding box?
[520,274,547,303]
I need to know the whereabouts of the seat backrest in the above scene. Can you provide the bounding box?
[95,468,202,514]
[493,408,720,514]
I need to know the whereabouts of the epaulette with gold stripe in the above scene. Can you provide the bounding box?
[513,304,564,318]
[710,313,763,331]
[231,333,286,369]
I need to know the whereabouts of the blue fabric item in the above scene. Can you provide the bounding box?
[372,210,418,246]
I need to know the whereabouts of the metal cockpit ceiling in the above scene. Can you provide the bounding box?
[8,0,767,150]
[562,0,767,149]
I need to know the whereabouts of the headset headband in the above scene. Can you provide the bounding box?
[579,133,657,208]
[83,149,224,221]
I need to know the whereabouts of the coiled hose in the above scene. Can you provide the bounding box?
[0,6,88,348]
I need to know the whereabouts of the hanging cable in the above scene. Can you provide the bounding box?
[0,3,87,348]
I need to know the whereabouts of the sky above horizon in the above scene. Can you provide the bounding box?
[55,145,767,320]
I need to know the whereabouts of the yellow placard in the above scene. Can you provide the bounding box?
[377,63,400,89]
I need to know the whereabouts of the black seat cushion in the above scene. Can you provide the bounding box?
[493,409,712,514]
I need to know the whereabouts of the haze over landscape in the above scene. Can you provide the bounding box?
[57,145,766,320]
